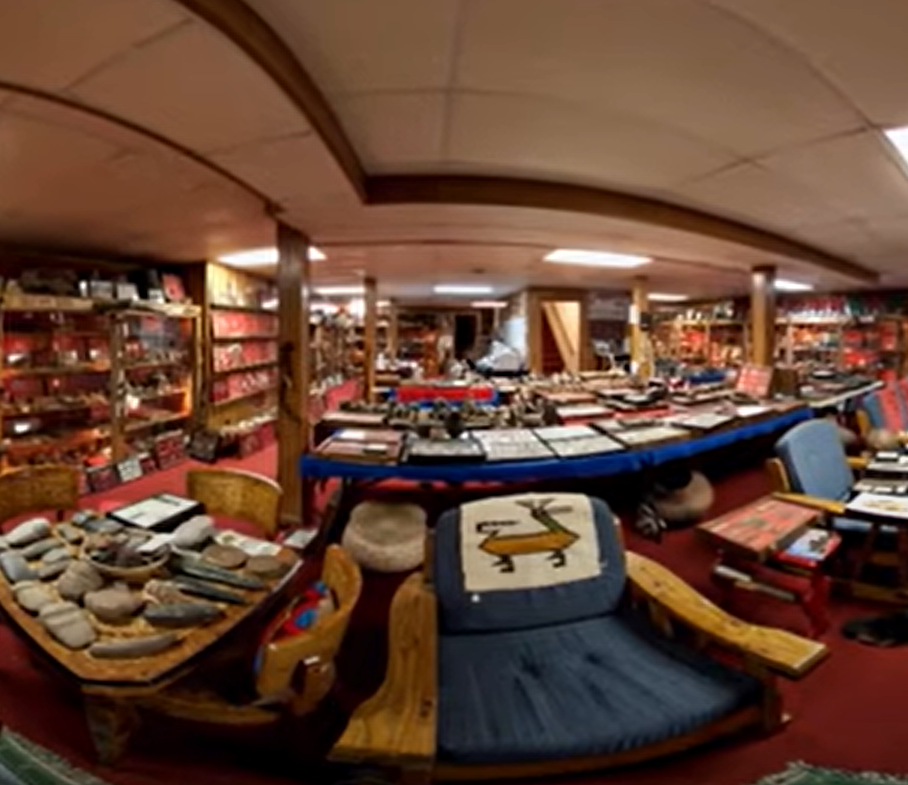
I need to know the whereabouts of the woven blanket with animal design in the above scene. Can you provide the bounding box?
[460,494,601,592]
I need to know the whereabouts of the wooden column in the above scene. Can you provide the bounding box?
[387,298,399,358]
[276,221,311,528]
[363,277,378,400]
[750,266,776,367]
[630,277,650,377]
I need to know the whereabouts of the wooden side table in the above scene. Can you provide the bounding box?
[698,497,840,637]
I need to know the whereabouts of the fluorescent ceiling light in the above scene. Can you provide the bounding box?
[648,293,688,303]
[544,249,651,268]
[775,279,813,292]
[434,284,494,295]
[885,126,908,166]
[316,285,364,296]
[471,300,508,309]
[218,245,326,266]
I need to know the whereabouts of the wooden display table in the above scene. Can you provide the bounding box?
[698,497,840,637]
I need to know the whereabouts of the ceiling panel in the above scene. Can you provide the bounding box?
[444,92,737,189]
[675,162,845,230]
[0,0,185,91]
[243,0,462,95]
[455,0,862,158]
[713,0,908,126]
[332,92,447,171]
[758,131,908,219]
[788,219,882,260]
[69,20,307,154]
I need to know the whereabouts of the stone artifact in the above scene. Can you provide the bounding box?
[19,538,60,560]
[245,555,289,580]
[13,581,54,613]
[171,516,216,549]
[0,552,37,584]
[55,524,83,544]
[84,584,144,623]
[39,602,97,649]
[83,532,162,570]
[37,560,70,581]
[56,560,103,601]
[144,579,191,605]
[201,544,247,570]
[172,577,247,605]
[89,633,178,659]
[41,547,71,565]
[6,518,51,547]
[144,601,223,628]
[175,557,265,589]
[82,518,123,535]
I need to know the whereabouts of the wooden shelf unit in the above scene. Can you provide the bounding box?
[1,297,200,473]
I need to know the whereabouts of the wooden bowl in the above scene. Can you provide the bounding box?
[82,547,171,583]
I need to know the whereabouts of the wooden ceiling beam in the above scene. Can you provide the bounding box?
[365,175,879,285]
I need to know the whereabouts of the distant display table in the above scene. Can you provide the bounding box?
[300,406,813,540]
[698,496,840,637]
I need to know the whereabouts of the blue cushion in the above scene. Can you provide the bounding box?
[776,419,853,502]
[862,394,885,429]
[437,614,761,764]
[434,494,625,633]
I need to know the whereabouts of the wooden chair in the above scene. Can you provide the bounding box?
[0,465,80,525]
[331,494,827,782]
[186,468,282,538]
[768,419,906,603]
[141,544,362,725]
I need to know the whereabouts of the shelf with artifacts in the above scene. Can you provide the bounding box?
[0,287,200,493]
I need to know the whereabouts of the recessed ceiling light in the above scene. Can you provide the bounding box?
[471,300,508,309]
[316,285,364,296]
[218,245,326,266]
[544,249,651,268]
[434,285,494,295]
[775,279,813,292]
[648,293,688,302]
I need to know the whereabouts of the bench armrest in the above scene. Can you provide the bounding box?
[626,552,828,679]
[846,455,869,472]
[330,573,437,768]
[772,492,846,516]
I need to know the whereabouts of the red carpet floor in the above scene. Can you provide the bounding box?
[1,449,908,784]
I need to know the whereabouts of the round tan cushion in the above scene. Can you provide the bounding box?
[867,429,900,452]
[653,471,714,527]
[341,501,427,573]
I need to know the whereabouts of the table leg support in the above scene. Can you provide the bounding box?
[83,695,139,765]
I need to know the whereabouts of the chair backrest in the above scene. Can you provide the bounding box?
[255,545,362,715]
[434,492,625,634]
[0,465,80,525]
[775,419,853,502]
[186,469,281,538]
[862,387,907,433]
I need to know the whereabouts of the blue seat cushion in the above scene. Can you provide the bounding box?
[437,614,761,765]
[434,494,626,634]
[776,419,853,502]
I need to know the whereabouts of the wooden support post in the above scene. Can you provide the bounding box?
[751,266,776,367]
[631,277,650,378]
[276,221,311,528]
[387,298,399,358]
[364,277,378,401]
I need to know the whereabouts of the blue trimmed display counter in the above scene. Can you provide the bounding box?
[300,406,812,485]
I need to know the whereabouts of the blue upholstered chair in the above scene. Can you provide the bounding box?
[770,419,904,593]
[332,493,826,781]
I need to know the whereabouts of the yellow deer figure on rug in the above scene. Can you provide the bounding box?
[475,497,579,573]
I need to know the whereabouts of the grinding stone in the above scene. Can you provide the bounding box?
[41,547,71,565]
[56,560,103,601]
[37,559,70,581]
[89,633,178,659]
[14,581,54,613]
[19,538,58,560]
[0,552,37,584]
[201,544,247,570]
[245,555,288,580]
[5,518,51,547]
[84,585,144,623]
[39,602,97,649]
